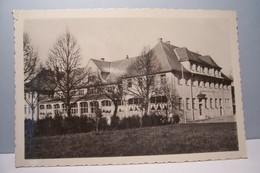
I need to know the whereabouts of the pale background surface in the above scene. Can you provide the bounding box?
[1,140,259,172]
[0,0,260,154]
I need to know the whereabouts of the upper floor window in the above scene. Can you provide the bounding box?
[149,75,155,86]
[138,77,143,87]
[160,74,166,84]
[150,96,167,104]
[185,79,189,86]
[186,98,190,110]
[88,76,95,82]
[210,98,213,108]
[39,105,45,110]
[88,88,94,94]
[179,98,183,110]
[196,65,200,72]
[79,90,84,95]
[177,77,182,85]
[192,98,196,109]
[101,100,111,107]
[128,98,143,105]
[46,104,52,109]
[127,78,132,88]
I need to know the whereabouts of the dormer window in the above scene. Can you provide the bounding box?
[88,76,95,82]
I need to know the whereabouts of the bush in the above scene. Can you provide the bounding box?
[24,119,35,138]
[110,115,120,130]
[118,116,140,130]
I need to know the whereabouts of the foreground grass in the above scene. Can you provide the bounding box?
[25,122,238,159]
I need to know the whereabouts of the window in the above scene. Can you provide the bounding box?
[71,91,76,96]
[80,102,88,114]
[54,104,60,115]
[107,86,115,92]
[186,98,190,110]
[117,100,123,106]
[205,99,208,109]
[192,98,196,109]
[160,74,166,84]
[46,104,52,109]
[179,98,183,110]
[62,104,66,113]
[88,76,95,82]
[127,78,132,88]
[199,81,203,87]
[88,88,94,94]
[101,100,111,106]
[149,75,155,86]
[178,78,181,85]
[24,105,27,114]
[138,77,143,87]
[150,96,167,104]
[210,98,213,109]
[128,98,143,105]
[185,79,189,86]
[39,105,45,110]
[90,101,99,113]
[219,99,222,107]
[191,80,195,87]
[215,99,218,108]
[79,90,84,95]
[196,65,200,72]
[71,103,78,115]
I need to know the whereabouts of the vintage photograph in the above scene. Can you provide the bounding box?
[14,9,247,167]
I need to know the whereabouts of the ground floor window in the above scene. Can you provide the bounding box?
[62,104,66,113]
[80,102,88,114]
[54,104,60,115]
[90,101,99,113]
[71,103,78,115]
[186,98,190,110]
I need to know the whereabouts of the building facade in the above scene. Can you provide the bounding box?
[26,38,234,122]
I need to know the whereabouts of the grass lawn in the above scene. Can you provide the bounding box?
[25,122,238,159]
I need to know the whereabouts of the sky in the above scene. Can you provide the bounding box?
[24,17,233,76]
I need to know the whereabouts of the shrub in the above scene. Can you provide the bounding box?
[110,115,120,130]
[24,119,35,138]
[118,116,140,130]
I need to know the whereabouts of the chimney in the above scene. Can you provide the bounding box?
[126,55,129,59]
[166,41,170,44]
[101,58,105,61]
[158,38,163,43]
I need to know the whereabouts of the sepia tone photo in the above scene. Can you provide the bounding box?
[14,9,247,167]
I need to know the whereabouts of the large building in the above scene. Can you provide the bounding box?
[25,38,234,122]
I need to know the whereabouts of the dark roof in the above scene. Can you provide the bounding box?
[90,40,224,82]
[25,68,56,93]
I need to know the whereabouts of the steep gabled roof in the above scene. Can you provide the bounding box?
[199,55,221,69]
[91,59,111,73]
[89,40,224,83]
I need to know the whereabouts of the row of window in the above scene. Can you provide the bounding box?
[190,63,221,77]
[177,78,230,90]
[127,74,166,88]
[178,98,231,110]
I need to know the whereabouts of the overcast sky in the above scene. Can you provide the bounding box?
[24,17,233,76]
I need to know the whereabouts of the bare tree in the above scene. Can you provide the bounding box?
[100,77,124,117]
[125,47,161,121]
[23,32,40,83]
[46,29,90,117]
[163,82,183,123]
[23,32,43,120]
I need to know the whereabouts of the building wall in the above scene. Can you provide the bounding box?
[35,71,233,123]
